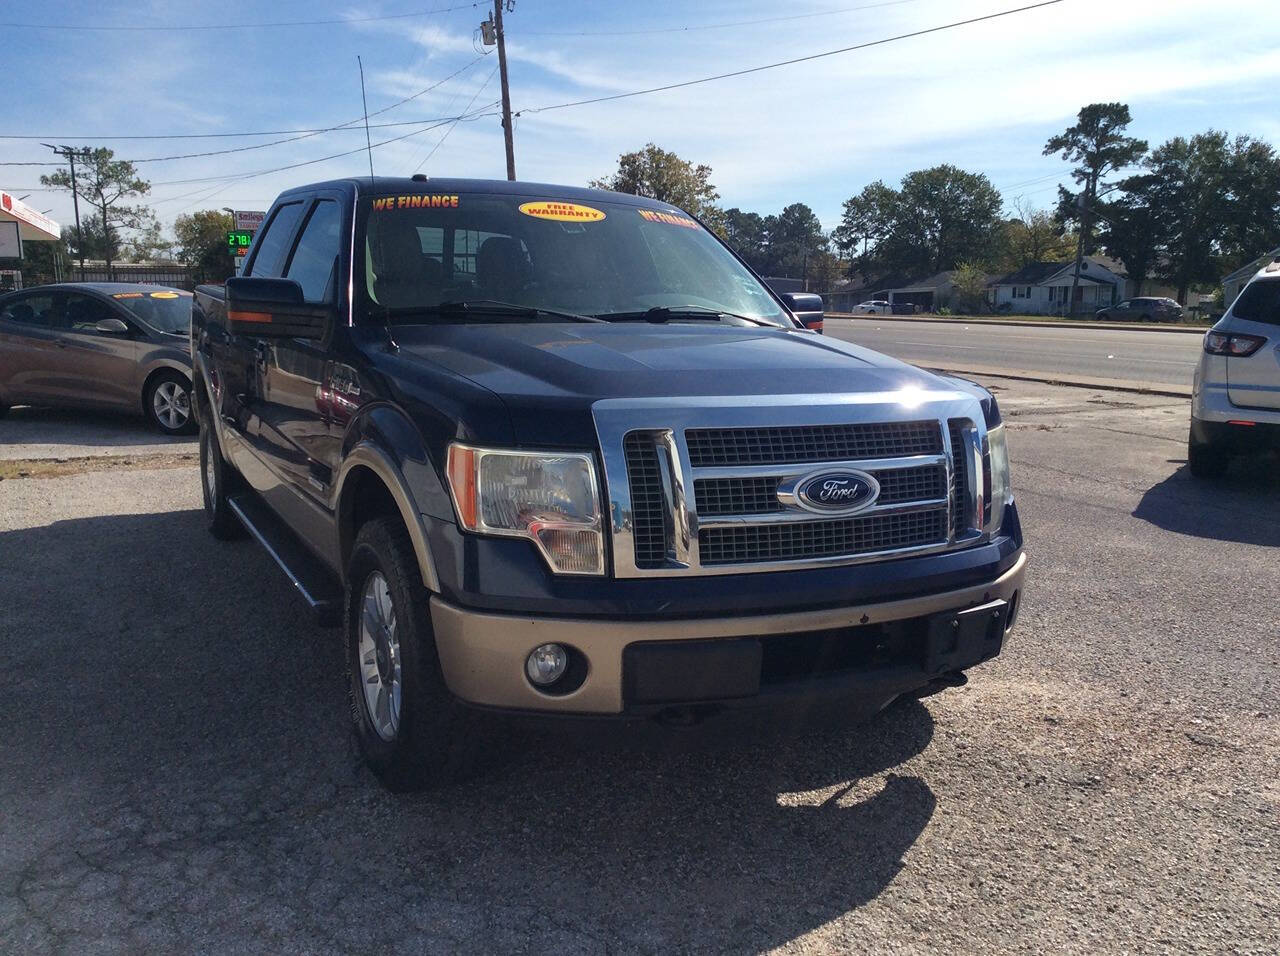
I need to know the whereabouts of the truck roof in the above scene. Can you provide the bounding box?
[282,176,675,209]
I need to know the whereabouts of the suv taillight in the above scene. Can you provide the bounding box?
[1204,331,1266,356]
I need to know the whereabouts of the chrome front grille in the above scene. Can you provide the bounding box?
[623,432,668,569]
[594,394,989,578]
[700,510,949,566]
[686,421,942,466]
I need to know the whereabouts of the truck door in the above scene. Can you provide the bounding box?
[257,195,346,508]
[225,199,307,476]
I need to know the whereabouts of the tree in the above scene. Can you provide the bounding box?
[1096,183,1159,296]
[62,216,111,263]
[1218,134,1280,274]
[40,147,151,277]
[762,202,828,278]
[174,209,235,283]
[124,211,174,262]
[721,208,769,271]
[856,165,1004,279]
[1044,103,1147,311]
[805,250,845,292]
[590,143,722,226]
[997,198,1075,271]
[950,261,989,313]
[832,180,897,261]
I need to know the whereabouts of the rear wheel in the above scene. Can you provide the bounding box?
[1188,428,1230,479]
[145,370,195,435]
[1140,313,1152,323]
[345,517,485,791]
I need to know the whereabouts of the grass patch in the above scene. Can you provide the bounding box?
[0,452,196,480]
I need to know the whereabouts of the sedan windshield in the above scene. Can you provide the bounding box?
[111,289,193,333]
[359,193,789,326]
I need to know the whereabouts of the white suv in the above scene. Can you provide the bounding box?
[1189,261,1280,477]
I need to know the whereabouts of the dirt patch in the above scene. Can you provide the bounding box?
[0,453,196,480]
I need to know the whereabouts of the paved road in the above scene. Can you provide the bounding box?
[1,380,1277,953]
[827,318,1204,388]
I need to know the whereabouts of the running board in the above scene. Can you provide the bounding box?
[227,494,343,627]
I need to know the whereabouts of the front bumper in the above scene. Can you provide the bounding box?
[430,551,1027,715]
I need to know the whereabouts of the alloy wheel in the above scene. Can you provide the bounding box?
[153,380,190,430]
[358,571,402,742]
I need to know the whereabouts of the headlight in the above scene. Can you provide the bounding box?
[985,423,1012,534]
[446,443,605,575]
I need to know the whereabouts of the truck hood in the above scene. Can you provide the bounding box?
[389,323,954,444]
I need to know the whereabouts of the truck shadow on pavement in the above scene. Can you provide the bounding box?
[0,507,936,953]
[1133,457,1280,547]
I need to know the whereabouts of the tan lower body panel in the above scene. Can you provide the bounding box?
[430,551,1027,714]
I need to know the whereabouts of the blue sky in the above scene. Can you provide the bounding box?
[4,0,1279,236]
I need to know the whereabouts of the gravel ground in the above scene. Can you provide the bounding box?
[0,380,1276,954]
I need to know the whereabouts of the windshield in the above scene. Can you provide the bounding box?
[111,289,193,333]
[358,193,788,326]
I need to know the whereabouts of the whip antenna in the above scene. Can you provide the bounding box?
[357,56,376,188]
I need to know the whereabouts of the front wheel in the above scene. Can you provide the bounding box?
[145,371,196,435]
[199,420,246,539]
[1188,429,1230,479]
[345,517,485,791]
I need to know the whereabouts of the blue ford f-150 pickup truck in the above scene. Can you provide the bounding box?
[192,176,1026,790]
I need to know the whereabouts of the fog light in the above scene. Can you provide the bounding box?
[525,643,568,686]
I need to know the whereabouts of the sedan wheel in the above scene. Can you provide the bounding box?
[146,372,195,435]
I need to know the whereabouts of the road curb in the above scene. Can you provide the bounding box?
[926,363,1193,399]
[827,313,1209,335]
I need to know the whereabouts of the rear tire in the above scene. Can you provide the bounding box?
[345,517,484,791]
[1188,430,1230,479]
[1140,313,1152,323]
[145,370,196,435]
[199,420,246,539]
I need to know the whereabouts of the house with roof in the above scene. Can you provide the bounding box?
[1222,246,1280,309]
[989,258,1124,315]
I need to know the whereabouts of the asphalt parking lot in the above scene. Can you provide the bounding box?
[1,382,1277,954]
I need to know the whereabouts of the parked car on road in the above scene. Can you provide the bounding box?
[1096,297,1183,323]
[192,177,1024,790]
[1189,262,1280,477]
[852,299,891,314]
[0,282,195,434]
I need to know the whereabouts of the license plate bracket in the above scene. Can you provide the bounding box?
[923,599,1008,675]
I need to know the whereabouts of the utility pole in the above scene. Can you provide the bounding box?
[43,143,87,280]
[482,1,516,180]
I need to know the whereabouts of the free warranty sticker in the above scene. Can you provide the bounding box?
[518,201,606,222]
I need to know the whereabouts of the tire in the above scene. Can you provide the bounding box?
[1188,430,1230,479]
[199,419,246,539]
[0,402,8,419]
[145,370,196,435]
[1140,313,1152,323]
[345,517,483,791]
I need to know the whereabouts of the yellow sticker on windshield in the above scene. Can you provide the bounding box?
[638,209,699,229]
[149,291,181,299]
[518,201,606,223]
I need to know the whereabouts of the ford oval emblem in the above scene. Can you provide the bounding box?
[791,470,880,516]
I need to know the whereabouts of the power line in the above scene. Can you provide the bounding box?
[523,0,921,36]
[414,66,500,173]
[0,2,483,32]
[517,1,1066,117]
[0,55,491,165]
